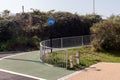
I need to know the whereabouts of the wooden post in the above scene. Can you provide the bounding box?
[75,51,80,64]
[69,55,74,68]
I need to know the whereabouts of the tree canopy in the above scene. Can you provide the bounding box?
[0,9,102,51]
[91,15,120,51]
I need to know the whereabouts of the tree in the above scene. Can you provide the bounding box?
[2,10,10,18]
[91,15,120,51]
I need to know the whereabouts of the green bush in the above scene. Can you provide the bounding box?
[43,51,67,67]
[0,36,40,51]
[91,15,120,51]
[0,43,7,51]
[0,10,102,51]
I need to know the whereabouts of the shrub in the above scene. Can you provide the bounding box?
[2,36,41,51]
[0,43,7,51]
[91,15,120,51]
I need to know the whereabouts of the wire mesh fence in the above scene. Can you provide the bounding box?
[40,35,93,69]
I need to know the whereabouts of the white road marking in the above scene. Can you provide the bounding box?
[0,51,46,80]
[0,69,46,80]
[0,51,39,60]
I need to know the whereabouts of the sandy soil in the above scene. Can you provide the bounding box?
[65,62,120,80]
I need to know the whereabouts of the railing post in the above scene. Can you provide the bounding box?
[66,49,68,69]
[61,38,63,48]
[40,43,41,60]
[82,36,84,46]
[43,41,45,55]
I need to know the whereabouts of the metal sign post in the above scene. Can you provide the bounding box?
[48,18,55,53]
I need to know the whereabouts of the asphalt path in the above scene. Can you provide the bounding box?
[0,52,38,80]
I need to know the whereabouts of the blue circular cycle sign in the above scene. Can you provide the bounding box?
[48,18,55,25]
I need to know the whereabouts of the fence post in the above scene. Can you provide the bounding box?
[66,50,68,69]
[61,38,63,48]
[40,43,41,60]
[82,36,84,46]
[43,41,45,55]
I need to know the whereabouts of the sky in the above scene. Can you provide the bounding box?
[0,0,120,18]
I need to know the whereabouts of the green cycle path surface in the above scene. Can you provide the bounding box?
[0,51,74,80]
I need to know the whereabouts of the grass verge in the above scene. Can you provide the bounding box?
[44,46,120,70]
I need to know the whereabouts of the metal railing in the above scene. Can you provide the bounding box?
[40,35,93,61]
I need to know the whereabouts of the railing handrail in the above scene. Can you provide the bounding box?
[40,35,91,49]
